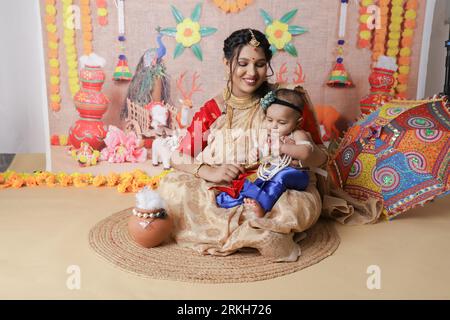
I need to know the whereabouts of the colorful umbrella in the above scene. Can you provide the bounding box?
[328,99,450,220]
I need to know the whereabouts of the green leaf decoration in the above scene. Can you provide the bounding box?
[159,27,177,37]
[200,27,217,37]
[191,44,203,61]
[284,42,298,57]
[259,9,273,25]
[280,9,298,24]
[173,43,185,59]
[171,5,184,24]
[288,25,308,35]
[191,3,202,22]
[269,45,277,55]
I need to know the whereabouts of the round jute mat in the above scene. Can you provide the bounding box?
[89,209,340,283]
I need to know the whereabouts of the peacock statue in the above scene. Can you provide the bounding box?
[121,27,171,119]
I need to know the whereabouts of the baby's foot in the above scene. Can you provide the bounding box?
[243,198,265,218]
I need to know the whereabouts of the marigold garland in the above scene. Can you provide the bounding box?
[386,0,404,60]
[63,0,80,96]
[372,0,390,63]
[80,0,93,55]
[395,0,418,98]
[45,0,61,112]
[96,0,108,26]
[358,0,374,48]
[0,169,172,194]
[212,0,253,14]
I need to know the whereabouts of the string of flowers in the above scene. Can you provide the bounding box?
[372,0,390,63]
[212,0,254,14]
[45,0,61,112]
[63,0,80,97]
[0,169,172,193]
[395,0,418,99]
[96,0,108,26]
[80,0,93,55]
[386,0,405,96]
[358,0,374,49]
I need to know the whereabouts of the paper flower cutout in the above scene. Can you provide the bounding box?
[176,18,201,47]
[260,8,307,57]
[160,3,217,61]
[212,0,253,13]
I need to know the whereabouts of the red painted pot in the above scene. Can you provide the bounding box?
[68,65,109,150]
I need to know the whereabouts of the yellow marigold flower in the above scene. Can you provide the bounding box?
[176,18,201,47]
[130,180,141,193]
[405,9,417,20]
[107,173,120,187]
[362,0,374,6]
[25,176,38,187]
[400,47,412,57]
[97,8,107,16]
[266,20,292,50]
[46,175,57,187]
[360,30,372,40]
[73,177,88,188]
[35,172,50,186]
[12,176,25,189]
[59,174,73,187]
[117,183,128,193]
[93,175,106,187]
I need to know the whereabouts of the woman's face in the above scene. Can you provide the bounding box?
[225,45,268,97]
[265,104,302,137]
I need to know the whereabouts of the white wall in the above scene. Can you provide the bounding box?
[424,0,449,97]
[0,0,50,154]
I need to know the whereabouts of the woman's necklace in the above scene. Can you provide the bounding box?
[222,88,260,164]
[222,88,260,129]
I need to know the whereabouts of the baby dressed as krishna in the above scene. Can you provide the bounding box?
[214,88,322,218]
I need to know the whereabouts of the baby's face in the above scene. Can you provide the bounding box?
[265,104,301,137]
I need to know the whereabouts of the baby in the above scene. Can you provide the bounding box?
[216,88,315,218]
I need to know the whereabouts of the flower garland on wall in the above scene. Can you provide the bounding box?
[358,0,419,99]
[386,0,404,59]
[45,0,61,112]
[357,0,374,49]
[372,0,390,63]
[395,0,418,99]
[211,0,253,14]
[63,0,80,97]
[96,0,108,26]
[0,170,172,194]
[80,0,93,55]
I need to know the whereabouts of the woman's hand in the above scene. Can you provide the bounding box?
[203,164,245,184]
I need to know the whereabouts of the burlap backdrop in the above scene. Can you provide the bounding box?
[40,0,425,166]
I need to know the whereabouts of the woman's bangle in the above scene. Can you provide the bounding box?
[193,163,208,178]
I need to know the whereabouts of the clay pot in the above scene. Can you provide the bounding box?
[127,209,173,248]
[68,65,109,150]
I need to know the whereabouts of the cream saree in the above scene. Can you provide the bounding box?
[158,95,382,262]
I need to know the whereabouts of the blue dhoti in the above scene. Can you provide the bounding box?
[216,166,309,213]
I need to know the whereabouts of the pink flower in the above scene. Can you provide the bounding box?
[100,125,147,163]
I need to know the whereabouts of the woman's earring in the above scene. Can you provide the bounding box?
[223,72,230,81]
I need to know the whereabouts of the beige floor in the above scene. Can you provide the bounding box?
[1,154,449,299]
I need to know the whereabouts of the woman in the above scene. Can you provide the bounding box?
[157,29,379,262]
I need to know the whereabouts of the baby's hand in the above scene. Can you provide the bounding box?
[280,136,295,145]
